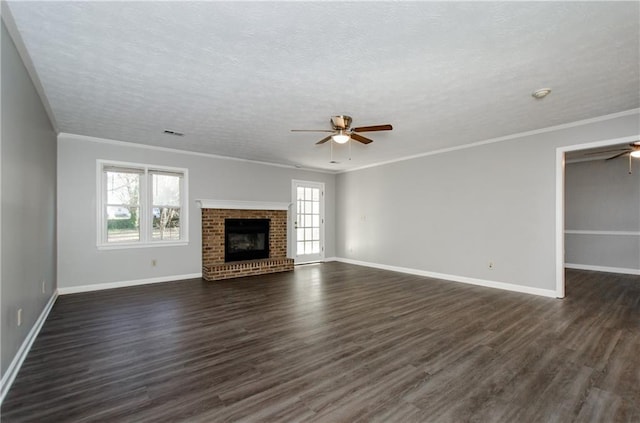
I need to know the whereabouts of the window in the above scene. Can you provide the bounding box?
[98,161,188,248]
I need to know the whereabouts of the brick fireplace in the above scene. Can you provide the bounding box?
[198,200,294,281]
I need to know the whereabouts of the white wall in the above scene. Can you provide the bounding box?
[57,134,335,289]
[565,157,640,273]
[1,21,57,376]
[335,112,640,294]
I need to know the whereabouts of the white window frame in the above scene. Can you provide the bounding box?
[97,160,189,250]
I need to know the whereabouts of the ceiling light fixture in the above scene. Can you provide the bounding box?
[332,130,350,144]
[631,150,640,158]
[532,88,552,99]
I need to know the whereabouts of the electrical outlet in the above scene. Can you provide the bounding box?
[17,308,22,327]
[152,259,157,267]
[489,262,494,269]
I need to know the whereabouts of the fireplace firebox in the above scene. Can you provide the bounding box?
[225,218,270,262]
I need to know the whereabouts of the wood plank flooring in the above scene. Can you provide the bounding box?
[2,263,639,422]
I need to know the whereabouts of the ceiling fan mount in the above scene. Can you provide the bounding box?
[331,115,352,131]
[291,115,393,145]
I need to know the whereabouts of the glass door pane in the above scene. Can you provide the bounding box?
[292,180,324,263]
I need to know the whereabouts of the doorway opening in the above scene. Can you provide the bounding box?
[555,135,640,298]
[291,180,325,264]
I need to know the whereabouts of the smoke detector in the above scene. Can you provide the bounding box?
[532,88,552,99]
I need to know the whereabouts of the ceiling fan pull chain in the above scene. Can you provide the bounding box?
[349,138,352,160]
[629,154,633,174]
[330,139,334,163]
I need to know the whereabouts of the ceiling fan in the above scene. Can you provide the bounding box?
[291,115,393,145]
[588,141,640,161]
[585,141,640,174]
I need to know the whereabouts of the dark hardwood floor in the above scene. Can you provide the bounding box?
[2,263,639,422]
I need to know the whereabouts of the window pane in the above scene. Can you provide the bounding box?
[305,187,312,200]
[304,201,312,214]
[305,228,312,241]
[312,189,319,201]
[305,241,312,254]
[312,215,320,228]
[297,228,304,240]
[297,242,305,255]
[312,201,319,215]
[312,228,320,240]
[297,187,305,200]
[153,174,180,206]
[107,206,139,242]
[312,241,320,254]
[152,207,181,241]
[305,215,313,227]
[106,171,139,205]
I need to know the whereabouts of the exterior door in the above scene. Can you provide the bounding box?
[292,180,324,263]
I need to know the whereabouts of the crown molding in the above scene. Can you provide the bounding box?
[340,108,640,174]
[58,132,337,174]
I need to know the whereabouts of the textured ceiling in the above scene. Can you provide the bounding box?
[5,1,640,171]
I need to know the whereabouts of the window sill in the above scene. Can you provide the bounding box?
[97,241,189,250]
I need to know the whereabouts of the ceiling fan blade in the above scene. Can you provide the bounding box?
[291,129,334,133]
[606,151,630,160]
[352,124,393,132]
[584,148,629,155]
[316,135,332,145]
[350,133,373,144]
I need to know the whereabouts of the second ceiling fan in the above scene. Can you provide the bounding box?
[291,115,392,145]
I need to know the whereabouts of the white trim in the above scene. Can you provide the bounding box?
[556,147,565,298]
[195,199,291,211]
[555,133,640,299]
[565,230,640,236]
[60,133,335,174]
[97,241,189,251]
[333,257,557,298]
[565,263,640,276]
[340,109,640,173]
[0,292,58,405]
[291,180,326,264]
[57,273,202,295]
[295,259,325,265]
[60,110,638,176]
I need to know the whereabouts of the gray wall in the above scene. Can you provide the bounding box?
[1,21,57,376]
[57,134,336,288]
[565,157,640,272]
[336,113,639,292]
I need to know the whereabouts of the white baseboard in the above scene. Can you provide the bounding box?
[0,291,58,405]
[332,257,557,298]
[58,273,203,295]
[565,263,640,276]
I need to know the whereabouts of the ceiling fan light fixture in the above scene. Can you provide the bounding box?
[332,131,350,144]
[630,150,640,158]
